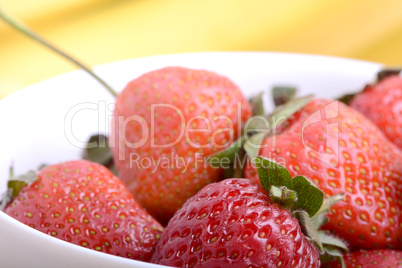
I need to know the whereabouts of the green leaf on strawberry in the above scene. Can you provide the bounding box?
[255,156,348,266]
[82,134,117,175]
[243,94,314,159]
[292,176,324,217]
[337,93,355,105]
[249,92,265,116]
[208,94,314,173]
[311,193,345,228]
[7,170,37,198]
[376,67,401,81]
[318,232,348,268]
[207,136,245,168]
[245,94,314,133]
[255,157,324,217]
[1,165,40,210]
[318,231,348,253]
[82,134,113,166]
[265,94,314,131]
[255,157,293,190]
[272,85,297,106]
[319,247,345,268]
[295,210,324,253]
[243,132,269,165]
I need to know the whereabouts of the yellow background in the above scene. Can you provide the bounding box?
[1,0,402,99]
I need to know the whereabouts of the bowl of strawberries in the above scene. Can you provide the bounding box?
[0,52,401,268]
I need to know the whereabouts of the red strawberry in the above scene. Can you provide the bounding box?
[151,157,346,267]
[110,67,251,224]
[244,99,402,250]
[3,160,163,261]
[350,74,402,149]
[322,249,402,268]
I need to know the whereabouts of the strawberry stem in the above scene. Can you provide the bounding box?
[0,7,117,97]
[270,185,297,210]
[256,157,325,217]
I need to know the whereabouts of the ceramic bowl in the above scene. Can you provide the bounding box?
[0,52,381,268]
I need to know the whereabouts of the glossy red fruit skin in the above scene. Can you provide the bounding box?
[244,99,402,250]
[350,75,402,149]
[110,67,251,225]
[4,160,163,261]
[151,179,320,268]
[322,249,402,268]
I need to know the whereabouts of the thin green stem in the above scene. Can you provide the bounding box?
[0,8,117,97]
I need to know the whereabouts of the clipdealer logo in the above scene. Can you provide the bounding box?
[64,100,340,171]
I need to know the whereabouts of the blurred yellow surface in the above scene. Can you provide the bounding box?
[1,0,402,98]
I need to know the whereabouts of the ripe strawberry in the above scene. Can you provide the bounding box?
[350,74,402,149]
[322,249,402,268]
[3,160,163,261]
[151,157,347,267]
[244,99,402,250]
[110,67,251,224]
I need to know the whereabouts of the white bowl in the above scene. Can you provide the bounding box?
[0,52,381,268]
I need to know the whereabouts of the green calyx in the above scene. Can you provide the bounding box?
[255,157,348,267]
[0,168,38,210]
[208,93,314,170]
[82,134,117,175]
[208,136,245,168]
[272,86,297,106]
[249,92,266,117]
[246,94,314,134]
[377,67,401,82]
[270,185,298,210]
[255,157,323,217]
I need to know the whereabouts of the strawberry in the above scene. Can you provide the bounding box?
[322,249,402,268]
[244,99,402,250]
[350,74,402,149]
[110,67,251,224]
[151,157,347,267]
[3,160,163,261]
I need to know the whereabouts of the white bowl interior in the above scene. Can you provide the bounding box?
[0,52,381,267]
